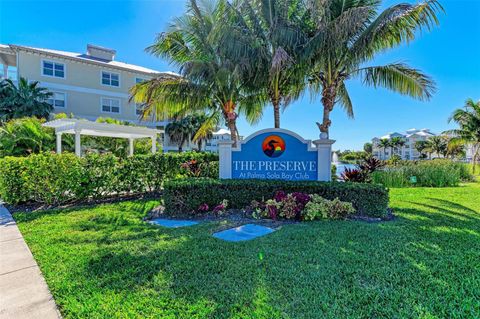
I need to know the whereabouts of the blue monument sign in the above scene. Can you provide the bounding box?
[218,128,335,181]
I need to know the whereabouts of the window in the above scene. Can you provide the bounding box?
[135,77,146,84]
[101,71,120,87]
[47,92,66,108]
[101,98,120,113]
[42,60,65,78]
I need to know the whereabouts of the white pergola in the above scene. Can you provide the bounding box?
[43,119,162,156]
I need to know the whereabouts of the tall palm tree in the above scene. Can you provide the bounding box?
[390,137,405,157]
[230,0,308,128]
[0,78,53,123]
[445,98,480,173]
[378,138,391,160]
[302,0,442,138]
[130,0,263,147]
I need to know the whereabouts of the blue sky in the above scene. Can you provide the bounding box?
[1,0,479,150]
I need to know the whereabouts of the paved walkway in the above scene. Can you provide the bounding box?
[0,205,61,319]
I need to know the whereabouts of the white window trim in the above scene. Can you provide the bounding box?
[100,97,121,114]
[100,70,121,87]
[41,59,66,79]
[48,91,67,109]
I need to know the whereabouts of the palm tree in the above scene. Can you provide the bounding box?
[230,0,307,128]
[0,78,53,123]
[390,137,405,157]
[444,99,480,173]
[130,0,263,147]
[165,118,195,152]
[426,135,447,158]
[189,114,214,150]
[415,140,429,159]
[302,0,442,138]
[378,139,391,160]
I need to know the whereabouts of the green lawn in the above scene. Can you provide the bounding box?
[14,183,480,319]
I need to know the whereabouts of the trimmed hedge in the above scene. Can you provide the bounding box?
[0,152,218,205]
[164,178,389,218]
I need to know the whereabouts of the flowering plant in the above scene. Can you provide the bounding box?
[198,203,209,212]
[212,199,228,215]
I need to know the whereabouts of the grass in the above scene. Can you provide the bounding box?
[14,183,480,318]
[371,160,473,188]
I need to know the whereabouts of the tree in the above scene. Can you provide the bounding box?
[130,0,263,147]
[165,118,195,152]
[189,114,214,150]
[426,135,447,158]
[378,139,391,160]
[444,98,480,173]
[390,137,405,157]
[231,0,307,128]
[303,0,441,138]
[415,140,430,159]
[0,78,53,123]
[363,142,373,154]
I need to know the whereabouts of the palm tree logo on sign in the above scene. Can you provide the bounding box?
[262,135,286,158]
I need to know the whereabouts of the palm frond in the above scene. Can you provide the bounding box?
[356,63,435,101]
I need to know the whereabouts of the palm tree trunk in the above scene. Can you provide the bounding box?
[318,85,336,138]
[227,119,238,147]
[273,99,280,128]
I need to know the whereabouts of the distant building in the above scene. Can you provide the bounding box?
[372,128,436,160]
[163,128,242,153]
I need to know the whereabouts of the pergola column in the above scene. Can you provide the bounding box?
[56,133,62,154]
[74,129,81,157]
[151,136,157,154]
[129,138,134,157]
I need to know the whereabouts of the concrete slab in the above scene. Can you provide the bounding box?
[213,224,275,242]
[149,218,199,228]
[0,205,61,319]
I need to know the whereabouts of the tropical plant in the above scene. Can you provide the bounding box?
[363,142,373,154]
[302,0,441,138]
[0,117,54,157]
[414,140,429,159]
[378,139,391,160]
[0,78,53,123]
[189,114,215,150]
[445,98,480,173]
[358,156,385,173]
[230,0,308,128]
[130,0,263,146]
[165,118,195,152]
[425,135,448,158]
[390,137,405,157]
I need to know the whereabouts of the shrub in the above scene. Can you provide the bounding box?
[0,151,218,205]
[303,195,355,220]
[163,178,389,218]
[372,160,473,187]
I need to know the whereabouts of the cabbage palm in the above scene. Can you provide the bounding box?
[390,136,405,157]
[445,99,480,173]
[303,0,442,138]
[130,0,263,147]
[0,78,53,123]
